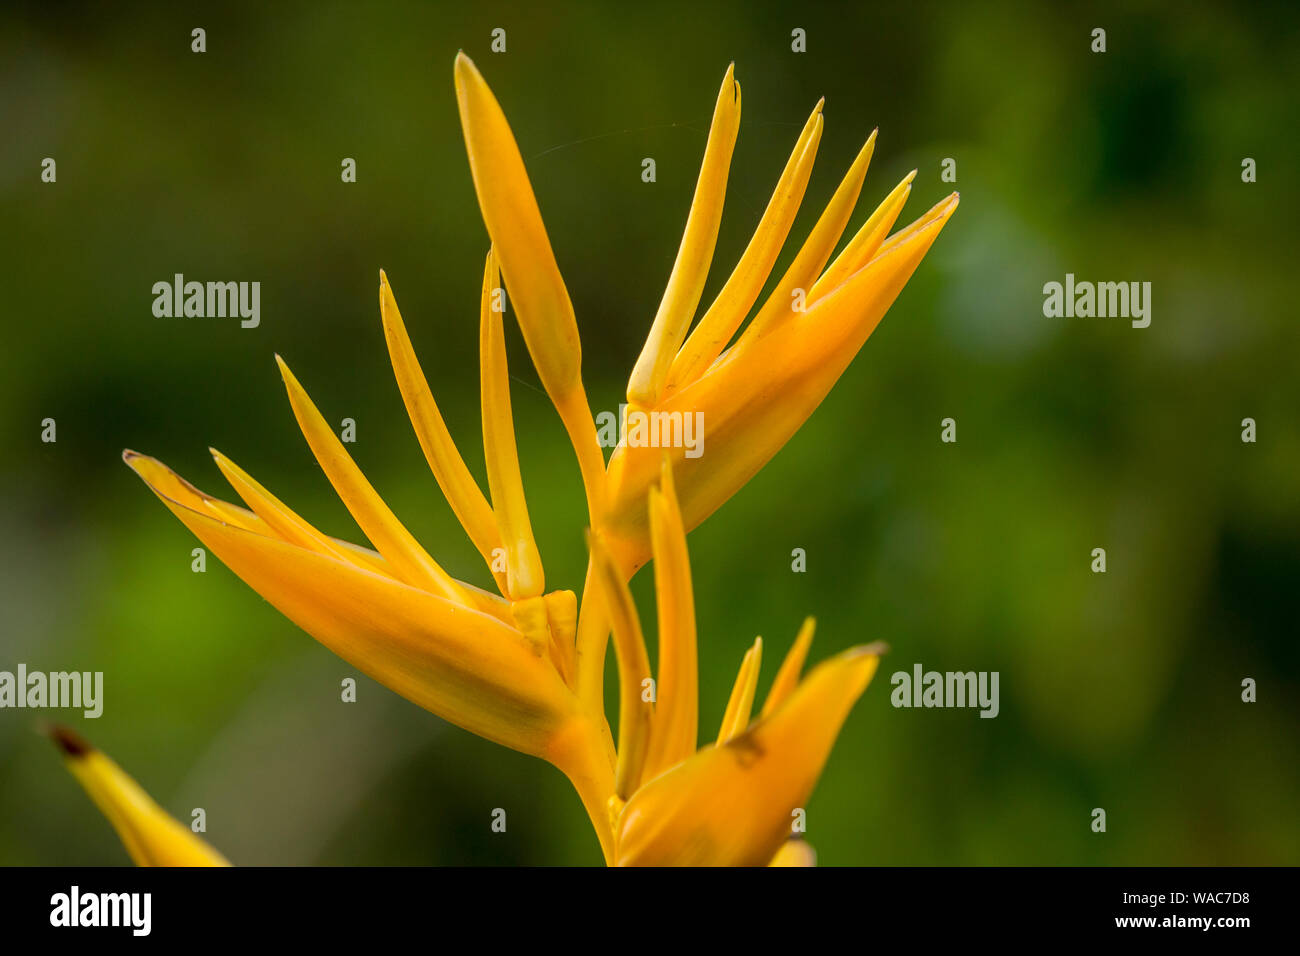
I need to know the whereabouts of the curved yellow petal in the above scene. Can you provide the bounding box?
[761,616,815,718]
[48,726,230,867]
[202,450,508,620]
[378,270,505,588]
[769,840,817,867]
[640,459,698,778]
[454,53,581,400]
[124,452,576,758]
[615,645,882,866]
[716,637,762,744]
[210,447,384,575]
[665,99,824,396]
[628,64,741,407]
[587,531,653,799]
[875,191,958,257]
[604,194,959,571]
[808,170,914,302]
[738,131,877,345]
[274,355,466,605]
[453,53,607,526]
[480,248,545,600]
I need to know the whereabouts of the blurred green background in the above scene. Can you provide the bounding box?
[2,0,1297,865]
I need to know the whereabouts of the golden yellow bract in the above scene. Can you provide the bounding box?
[59,54,955,867]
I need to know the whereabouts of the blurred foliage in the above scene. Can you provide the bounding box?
[1,0,1297,865]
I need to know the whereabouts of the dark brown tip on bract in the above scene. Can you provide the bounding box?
[43,723,94,757]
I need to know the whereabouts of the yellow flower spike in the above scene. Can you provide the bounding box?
[211,448,514,617]
[640,460,698,778]
[604,193,959,571]
[453,52,606,525]
[627,63,742,408]
[586,530,653,800]
[665,98,824,396]
[769,840,817,867]
[46,725,230,867]
[273,354,466,606]
[116,61,946,867]
[615,644,885,867]
[137,450,510,622]
[739,129,877,345]
[761,616,816,718]
[480,247,545,601]
[378,269,506,589]
[125,451,580,759]
[129,454,260,535]
[716,637,763,744]
[585,471,886,866]
[809,169,915,302]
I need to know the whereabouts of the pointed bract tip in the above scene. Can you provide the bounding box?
[379,268,389,287]
[274,354,302,391]
[721,62,738,100]
[814,96,825,113]
[121,449,155,479]
[857,641,890,657]
[904,169,918,184]
[43,723,94,758]
[454,51,479,87]
[852,132,878,165]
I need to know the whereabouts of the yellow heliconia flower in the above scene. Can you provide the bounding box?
[451,52,953,710]
[453,52,956,575]
[589,460,885,866]
[123,250,618,858]
[45,725,230,867]
[108,55,941,865]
